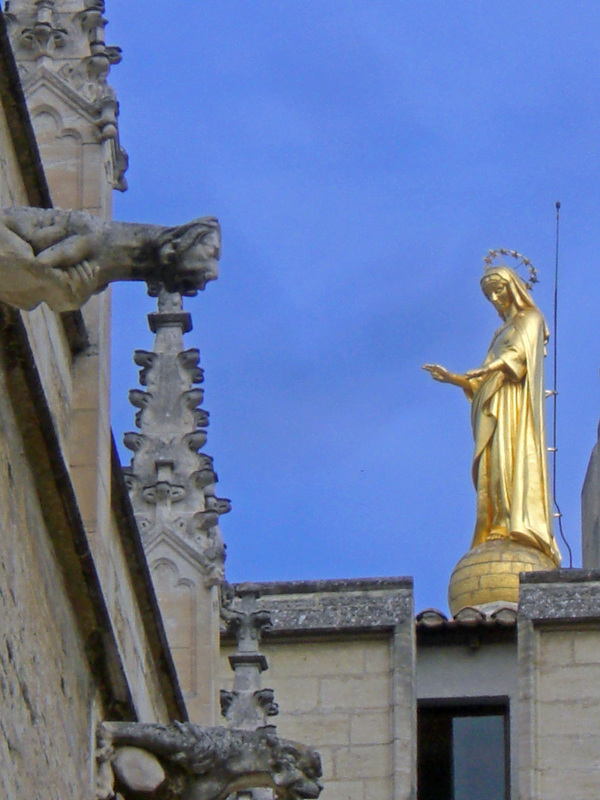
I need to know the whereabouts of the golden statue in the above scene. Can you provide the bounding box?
[424,256,560,612]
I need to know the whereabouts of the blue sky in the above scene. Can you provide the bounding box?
[107,2,600,612]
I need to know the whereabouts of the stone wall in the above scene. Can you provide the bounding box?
[0,362,97,799]
[519,570,600,800]
[0,30,98,796]
[220,578,415,800]
[261,637,392,800]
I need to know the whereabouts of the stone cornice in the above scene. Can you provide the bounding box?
[225,577,414,637]
[519,570,600,624]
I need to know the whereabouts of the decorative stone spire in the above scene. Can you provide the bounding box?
[220,585,279,731]
[123,288,230,722]
[5,0,127,211]
[124,289,230,587]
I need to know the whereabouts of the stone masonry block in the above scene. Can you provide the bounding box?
[334,744,391,781]
[249,578,413,635]
[540,665,600,702]
[520,575,600,622]
[68,409,101,467]
[317,747,335,780]
[572,630,600,664]
[320,674,390,711]
[539,765,600,800]
[537,630,575,666]
[170,647,193,694]
[539,698,600,736]
[324,779,365,800]
[271,677,320,712]
[69,463,99,525]
[363,777,393,800]
[362,640,391,674]
[263,641,367,678]
[538,733,600,771]
[277,713,351,747]
[350,710,391,746]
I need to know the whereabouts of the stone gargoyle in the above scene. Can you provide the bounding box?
[97,721,323,800]
[0,207,221,312]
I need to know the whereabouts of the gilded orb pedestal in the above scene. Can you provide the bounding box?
[448,539,556,616]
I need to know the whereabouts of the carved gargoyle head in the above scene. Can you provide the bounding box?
[268,736,323,800]
[151,217,221,296]
[98,722,323,800]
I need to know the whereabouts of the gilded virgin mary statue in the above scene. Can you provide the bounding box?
[424,254,560,613]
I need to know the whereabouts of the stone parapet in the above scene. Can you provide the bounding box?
[519,568,600,622]
[228,577,413,637]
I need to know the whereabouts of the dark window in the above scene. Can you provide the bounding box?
[417,701,509,800]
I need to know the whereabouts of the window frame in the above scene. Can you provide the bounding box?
[417,696,510,800]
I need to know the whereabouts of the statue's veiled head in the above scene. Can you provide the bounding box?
[480,264,549,342]
[481,265,535,316]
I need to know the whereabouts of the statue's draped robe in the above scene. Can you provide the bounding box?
[468,308,560,564]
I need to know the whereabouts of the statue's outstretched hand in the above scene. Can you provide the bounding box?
[423,363,476,396]
[423,363,452,383]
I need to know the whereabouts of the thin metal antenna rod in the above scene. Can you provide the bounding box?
[551,200,573,566]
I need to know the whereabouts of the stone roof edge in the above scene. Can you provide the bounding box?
[520,567,600,585]
[416,605,518,631]
[233,576,413,597]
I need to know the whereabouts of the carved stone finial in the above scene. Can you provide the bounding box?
[220,588,280,732]
[0,207,221,312]
[221,588,272,656]
[97,722,323,800]
[225,606,272,652]
[124,282,229,589]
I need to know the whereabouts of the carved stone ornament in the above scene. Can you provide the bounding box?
[0,207,221,312]
[220,688,280,723]
[97,721,323,800]
[14,0,69,57]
